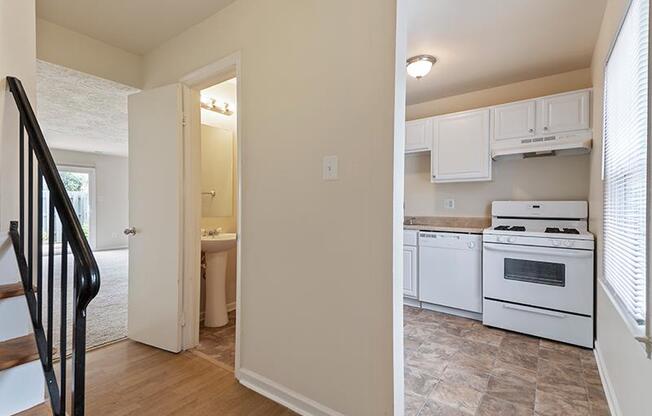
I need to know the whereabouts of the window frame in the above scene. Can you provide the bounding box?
[598,0,652,358]
[601,0,651,357]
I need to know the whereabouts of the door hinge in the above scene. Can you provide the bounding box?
[181,115,187,126]
[180,314,186,327]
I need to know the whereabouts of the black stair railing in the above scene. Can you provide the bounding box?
[6,76,101,416]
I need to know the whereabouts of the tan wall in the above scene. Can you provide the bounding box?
[405,69,592,218]
[0,0,36,284]
[36,18,143,88]
[406,152,591,217]
[142,1,399,414]
[589,1,652,415]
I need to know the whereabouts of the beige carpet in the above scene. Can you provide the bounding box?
[42,249,128,354]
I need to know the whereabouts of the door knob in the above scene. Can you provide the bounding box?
[124,227,137,236]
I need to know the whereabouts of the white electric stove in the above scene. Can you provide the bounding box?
[482,201,595,348]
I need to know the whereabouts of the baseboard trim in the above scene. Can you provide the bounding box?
[237,368,345,416]
[403,297,420,308]
[594,340,621,416]
[421,301,482,321]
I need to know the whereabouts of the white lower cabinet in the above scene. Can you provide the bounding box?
[403,230,418,299]
[403,246,418,298]
[431,108,491,183]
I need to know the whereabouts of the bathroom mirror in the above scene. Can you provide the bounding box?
[201,124,234,217]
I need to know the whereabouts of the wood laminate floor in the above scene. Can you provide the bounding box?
[19,340,296,416]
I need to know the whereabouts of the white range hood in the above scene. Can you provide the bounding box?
[492,131,592,160]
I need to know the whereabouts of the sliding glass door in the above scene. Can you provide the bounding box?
[42,165,96,250]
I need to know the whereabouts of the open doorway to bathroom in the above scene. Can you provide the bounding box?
[192,77,239,371]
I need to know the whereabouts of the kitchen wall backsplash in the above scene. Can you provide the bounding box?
[405,152,590,217]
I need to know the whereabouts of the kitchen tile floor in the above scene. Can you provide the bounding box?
[404,305,610,416]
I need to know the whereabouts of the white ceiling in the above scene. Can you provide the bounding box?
[36,0,236,55]
[406,0,607,104]
[35,0,608,107]
[37,60,139,157]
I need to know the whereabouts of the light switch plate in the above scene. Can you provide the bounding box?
[322,155,338,180]
[444,199,455,209]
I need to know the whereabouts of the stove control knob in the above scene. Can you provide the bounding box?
[467,241,476,249]
[551,239,561,247]
[495,236,502,242]
[563,240,573,247]
[507,236,516,243]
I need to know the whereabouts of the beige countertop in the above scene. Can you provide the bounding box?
[403,216,490,234]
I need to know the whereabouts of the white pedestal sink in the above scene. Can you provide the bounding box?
[201,233,236,327]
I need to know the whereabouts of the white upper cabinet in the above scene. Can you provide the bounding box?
[493,100,536,141]
[537,90,590,134]
[432,108,491,183]
[405,118,432,153]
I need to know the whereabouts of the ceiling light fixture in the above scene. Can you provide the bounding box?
[406,55,437,79]
[200,96,234,116]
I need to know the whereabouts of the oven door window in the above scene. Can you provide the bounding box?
[504,258,566,287]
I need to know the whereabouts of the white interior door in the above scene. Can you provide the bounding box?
[127,84,186,353]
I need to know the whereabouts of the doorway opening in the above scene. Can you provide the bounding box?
[192,76,239,371]
[36,59,134,353]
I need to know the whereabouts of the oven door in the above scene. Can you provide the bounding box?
[483,242,593,316]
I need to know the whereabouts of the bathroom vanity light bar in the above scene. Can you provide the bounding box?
[200,96,233,116]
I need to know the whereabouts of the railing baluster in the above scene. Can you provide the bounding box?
[71,260,87,416]
[8,76,99,416]
[27,141,33,291]
[60,232,68,415]
[47,197,55,370]
[19,115,24,253]
[37,170,43,327]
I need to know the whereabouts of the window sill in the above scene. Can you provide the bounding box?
[599,279,648,348]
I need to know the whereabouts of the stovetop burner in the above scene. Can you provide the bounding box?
[494,225,526,232]
[545,227,580,235]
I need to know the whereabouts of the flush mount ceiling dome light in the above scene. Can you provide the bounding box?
[406,55,437,79]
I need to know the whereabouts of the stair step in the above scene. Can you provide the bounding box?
[16,401,52,415]
[0,282,25,300]
[0,334,39,371]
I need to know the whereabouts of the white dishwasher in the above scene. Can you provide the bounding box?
[418,231,483,313]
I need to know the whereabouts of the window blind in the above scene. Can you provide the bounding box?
[603,0,649,327]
